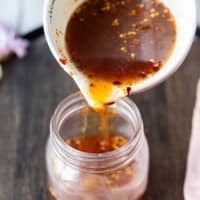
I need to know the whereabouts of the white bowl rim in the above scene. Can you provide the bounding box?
[43,0,197,95]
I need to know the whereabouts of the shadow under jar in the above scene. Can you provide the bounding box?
[46,92,149,200]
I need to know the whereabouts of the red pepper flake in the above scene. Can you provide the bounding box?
[113,81,122,85]
[104,101,115,106]
[153,67,159,72]
[112,18,120,26]
[59,58,67,65]
[126,87,131,95]
[141,25,151,31]
[90,83,94,87]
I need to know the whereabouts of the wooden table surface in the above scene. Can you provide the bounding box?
[0,36,200,200]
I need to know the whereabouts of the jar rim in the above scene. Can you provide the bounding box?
[50,92,144,171]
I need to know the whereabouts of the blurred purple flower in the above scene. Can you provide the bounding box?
[0,23,29,60]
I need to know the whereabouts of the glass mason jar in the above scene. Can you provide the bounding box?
[46,92,149,200]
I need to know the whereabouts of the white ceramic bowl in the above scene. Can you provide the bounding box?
[43,0,196,107]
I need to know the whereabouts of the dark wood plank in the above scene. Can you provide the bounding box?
[0,37,199,200]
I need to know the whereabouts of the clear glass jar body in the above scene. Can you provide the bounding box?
[46,92,149,200]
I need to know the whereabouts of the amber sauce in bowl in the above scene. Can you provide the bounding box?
[63,0,177,150]
[65,0,176,107]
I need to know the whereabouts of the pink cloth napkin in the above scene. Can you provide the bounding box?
[184,80,200,199]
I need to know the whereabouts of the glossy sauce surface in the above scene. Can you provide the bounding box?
[66,0,176,89]
[65,133,128,153]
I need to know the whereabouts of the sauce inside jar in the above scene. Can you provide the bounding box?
[65,133,136,188]
[65,133,128,153]
[49,133,141,199]
[65,0,176,106]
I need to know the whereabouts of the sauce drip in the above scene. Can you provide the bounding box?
[65,0,176,106]
[80,107,114,143]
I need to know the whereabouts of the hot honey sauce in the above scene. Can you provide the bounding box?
[65,133,136,189]
[47,93,149,200]
[65,133,128,153]
[65,0,176,107]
